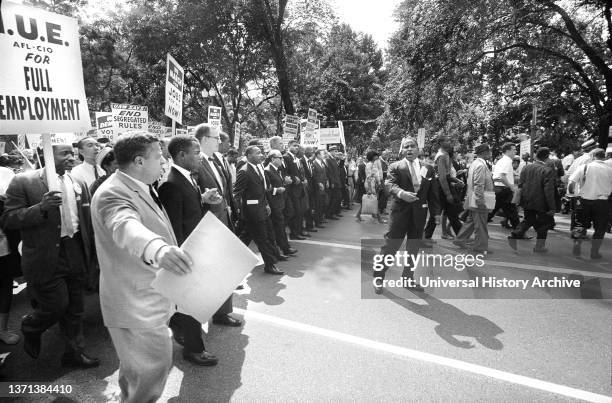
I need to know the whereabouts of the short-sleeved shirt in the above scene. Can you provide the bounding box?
[493,155,514,187]
[569,160,612,200]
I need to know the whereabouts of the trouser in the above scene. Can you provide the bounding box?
[424,197,463,238]
[341,186,350,208]
[512,209,553,240]
[326,187,341,217]
[247,218,278,266]
[314,189,327,225]
[377,188,388,213]
[169,312,204,353]
[375,204,427,280]
[108,325,172,403]
[570,197,589,238]
[455,209,489,251]
[270,206,291,252]
[488,186,520,228]
[304,188,315,229]
[576,199,610,240]
[22,233,86,355]
[288,192,304,236]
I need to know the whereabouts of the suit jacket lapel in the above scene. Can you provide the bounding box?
[116,171,168,222]
[201,156,224,195]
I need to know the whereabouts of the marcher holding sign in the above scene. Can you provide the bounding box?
[0,2,91,134]
[111,104,148,136]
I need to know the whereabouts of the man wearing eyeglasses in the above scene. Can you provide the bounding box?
[193,124,242,327]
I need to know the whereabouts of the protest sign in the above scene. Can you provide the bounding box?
[164,53,183,125]
[301,110,319,147]
[338,121,346,147]
[208,106,222,130]
[318,128,341,145]
[17,134,26,149]
[283,114,299,140]
[152,213,260,325]
[95,112,114,141]
[25,132,76,149]
[0,2,91,134]
[417,128,426,149]
[111,103,148,136]
[148,121,168,139]
[233,122,241,149]
[520,138,531,157]
[176,128,188,135]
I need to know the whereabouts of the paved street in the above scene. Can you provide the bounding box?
[2,211,612,402]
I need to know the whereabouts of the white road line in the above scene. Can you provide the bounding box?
[235,308,611,403]
[292,239,612,279]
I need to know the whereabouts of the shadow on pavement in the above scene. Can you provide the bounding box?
[385,290,504,350]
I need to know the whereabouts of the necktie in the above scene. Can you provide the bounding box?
[409,161,420,193]
[257,165,267,188]
[58,175,75,237]
[94,164,99,180]
[149,185,163,210]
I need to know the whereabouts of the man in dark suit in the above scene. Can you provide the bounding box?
[508,147,557,252]
[284,140,308,240]
[234,146,283,275]
[374,137,441,294]
[194,124,241,327]
[1,144,99,367]
[265,150,297,256]
[158,135,220,366]
[325,146,342,220]
[338,152,349,212]
[312,150,328,228]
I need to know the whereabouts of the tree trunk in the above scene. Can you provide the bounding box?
[596,106,611,149]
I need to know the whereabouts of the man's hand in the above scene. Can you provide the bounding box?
[157,246,192,275]
[266,205,271,215]
[295,177,301,185]
[434,215,441,225]
[445,194,455,204]
[318,183,324,192]
[284,176,292,185]
[400,191,418,203]
[276,187,286,194]
[40,191,63,211]
[546,210,555,216]
[202,188,222,204]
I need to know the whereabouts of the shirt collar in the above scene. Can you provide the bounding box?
[172,163,193,181]
[117,170,149,193]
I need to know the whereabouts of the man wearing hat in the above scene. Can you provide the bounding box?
[566,138,597,235]
[2,142,99,367]
[453,144,494,253]
[89,146,117,196]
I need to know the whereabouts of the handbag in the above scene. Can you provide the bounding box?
[361,194,378,215]
[469,190,496,210]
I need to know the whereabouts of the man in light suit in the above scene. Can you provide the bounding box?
[453,144,494,253]
[374,137,441,294]
[2,143,98,367]
[91,132,193,403]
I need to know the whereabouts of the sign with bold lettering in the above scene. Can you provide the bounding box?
[95,112,114,141]
[111,103,148,135]
[283,114,299,140]
[0,2,91,134]
[318,128,341,145]
[25,132,76,149]
[164,53,183,124]
[208,106,222,129]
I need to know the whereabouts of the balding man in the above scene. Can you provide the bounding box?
[3,143,98,367]
[266,150,297,256]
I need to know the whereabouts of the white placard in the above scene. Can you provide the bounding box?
[520,138,531,157]
[0,2,92,134]
[164,53,183,124]
[318,128,341,145]
[283,114,299,139]
[152,213,260,324]
[25,132,75,149]
[233,122,241,149]
[417,128,426,149]
[111,103,148,136]
[338,121,346,147]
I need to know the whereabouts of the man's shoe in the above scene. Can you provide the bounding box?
[212,315,242,327]
[21,326,41,359]
[277,254,289,261]
[289,235,306,240]
[405,284,425,292]
[61,352,100,368]
[183,350,218,366]
[328,216,339,220]
[533,247,548,253]
[421,239,436,248]
[264,264,284,275]
[283,248,298,255]
[591,252,603,260]
[304,228,318,232]
[335,214,344,218]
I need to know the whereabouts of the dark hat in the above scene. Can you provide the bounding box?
[474,144,490,154]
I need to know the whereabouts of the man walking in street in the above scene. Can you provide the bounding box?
[508,147,557,253]
[488,143,520,229]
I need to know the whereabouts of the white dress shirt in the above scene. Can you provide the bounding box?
[0,166,15,196]
[492,155,514,187]
[70,161,105,188]
[201,152,224,193]
[172,163,196,186]
[569,160,612,200]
